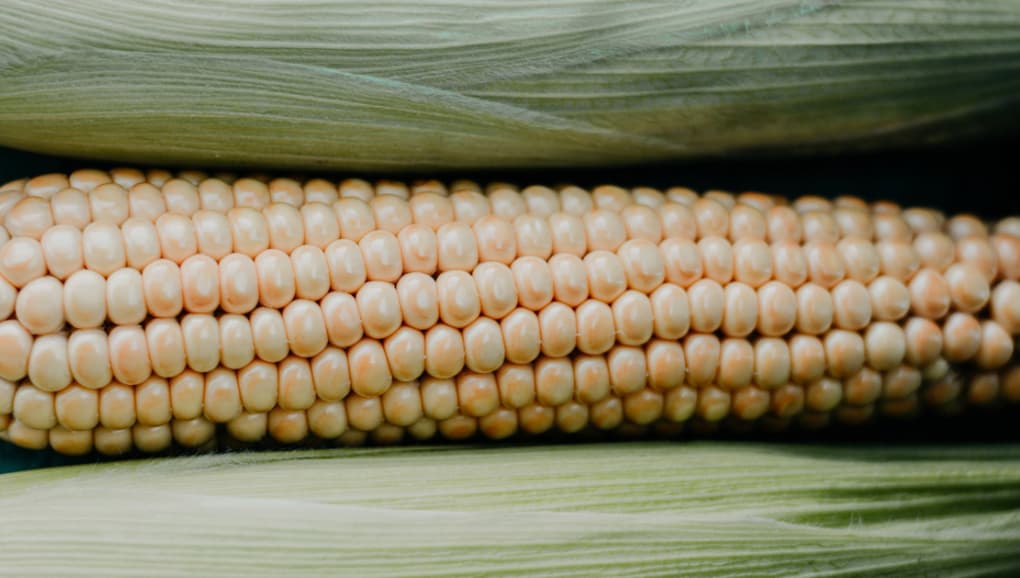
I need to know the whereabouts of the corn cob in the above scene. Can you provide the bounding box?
[0,169,1017,455]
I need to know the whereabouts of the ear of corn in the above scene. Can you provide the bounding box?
[0,169,1017,454]
[1,1,1019,169]
[1,443,1019,577]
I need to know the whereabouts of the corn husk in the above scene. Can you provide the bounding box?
[0,1,1019,170]
[1,442,1019,577]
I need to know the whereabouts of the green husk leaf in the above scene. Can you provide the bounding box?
[1,0,1019,170]
[2,442,1019,577]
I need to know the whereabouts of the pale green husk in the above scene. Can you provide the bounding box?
[0,1,1019,170]
[1,443,1019,577]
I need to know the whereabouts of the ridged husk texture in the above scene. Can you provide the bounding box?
[2,443,1020,576]
[0,1,1019,170]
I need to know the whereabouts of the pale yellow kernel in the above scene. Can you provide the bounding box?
[975,321,1013,369]
[518,403,555,435]
[649,283,690,340]
[67,329,111,389]
[721,282,758,338]
[121,217,162,269]
[584,209,627,252]
[522,185,560,216]
[146,318,187,378]
[991,281,1020,334]
[864,321,907,371]
[771,241,808,288]
[804,241,845,288]
[383,326,426,382]
[621,204,664,243]
[497,364,535,408]
[795,283,833,335]
[789,334,826,384]
[134,377,172,426]
[0,237,46,287]
[457,372,500,417]
[5,196,54,240]
[944,263,990,313]
[127,183,165,222]
[687,278,724,333]
[463,317,505,374]
[254,248,296,309]
[13,384,56,430]
[513,214,553,259]
[421,377,458,421]
[576,299,615,355]
[535,357,575,407]
[800,210,840,243]
[434,224,477,273]
[108,325,151,385]
[436,270,480,328]
[617,239,665,293]
[276,357,316,411]
[573,355,610,404]
[196,178,234,212]
[369,194,411,233]
[646,339,686,391]
[141,259,183,318]
[770,384,804,419]
[698,236,734,284]
[663,386,698,422]
[824,329,866,378]
[754,337,791,389]
[512,256,554,311]
[237,360,278,413]
[868,276,911,321]
[659,202,698,240]
[683,334,720,386]
[766,206,803,243]
[449,190,490,225]
[94,426,133,455]
[184,312,224,370]
[831,280,872,331]
[355,281,402,340]
[300,202,340,250]
[408,193,453,230]
[382,382,423,427]
[660,237,703,288]
[228,207,270,257]
[479,407,518,440]
[942,312,981,363]
[697,386,731,422]
[155,212,197,263]
[0,321,33,383]
[324,239,366,294]
[99,383,136,429]
[883,365,923,399]
[732,386,770,420]
[396,272,440,330]
[424,324,465,379]
[398,223,439,274]
[717,338,754,390]
[211,257,255,316]
[473,216,517,265]
[268,407,309,443]
[311,347,350,401]
[290,246,330,301]
[89,183,130,225]
[49,426,94,456]
[844,368,882,406]
[348,339,392,397]
[16,276,65,334]
[307,400,347,439]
